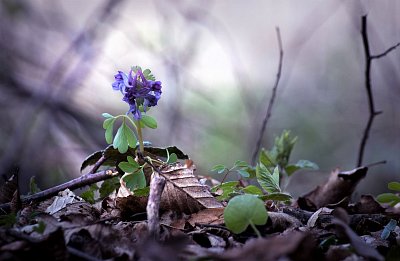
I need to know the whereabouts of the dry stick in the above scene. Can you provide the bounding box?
[357,16,400,167]
[146,174,166,238]
[251,27,284,165]
[88,155,108,174]
[0,169,118,211]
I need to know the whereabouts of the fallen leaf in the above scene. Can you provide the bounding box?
[297,167,368,211]
[45,189,83,215]
[332,217,384,261]
[80,145,188,172]
[351,195,385,214]
[158,163,223,214]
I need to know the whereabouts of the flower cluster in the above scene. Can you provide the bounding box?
[112,69,162,120]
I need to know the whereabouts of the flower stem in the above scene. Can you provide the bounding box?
[136,120,144,153]
[249,221,262,238]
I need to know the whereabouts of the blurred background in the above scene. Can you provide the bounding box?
[0,0,399,197]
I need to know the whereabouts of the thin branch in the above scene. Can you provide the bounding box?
[356,16,399,167]
[371,42,400,59]
[251,27,284,165]
[89,156,108,174]
[0,169,118,212]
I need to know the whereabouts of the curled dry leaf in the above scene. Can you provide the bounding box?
[297,167,368,211]
[350,195,385,214]
[158,162,223,214]
[115,162,222,217]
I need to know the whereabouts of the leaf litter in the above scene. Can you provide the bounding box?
[1,161,400,261]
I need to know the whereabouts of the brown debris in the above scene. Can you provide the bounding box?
[297,167,368,211]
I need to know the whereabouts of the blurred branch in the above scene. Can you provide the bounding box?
[251,27,283,165]
[0,0,124,172]
[357,15,399,167]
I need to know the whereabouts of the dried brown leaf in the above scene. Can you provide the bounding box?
[159,163,223,214]
[351,195,385,214]
[297,167,368,211]
[333,217,384,261]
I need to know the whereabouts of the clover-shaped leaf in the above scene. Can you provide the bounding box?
[121,169,146,192]
[113,121,137,153]
[224,194,268,234]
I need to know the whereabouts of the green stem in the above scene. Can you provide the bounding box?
[136,120,144,153]
[249,221,262,238]
[220,169,230,183]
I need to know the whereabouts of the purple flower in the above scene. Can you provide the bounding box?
[112,68,162,120]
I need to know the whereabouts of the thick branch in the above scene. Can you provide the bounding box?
[251,27,284,165]
[146,174,166,237]
[0,169,118,211]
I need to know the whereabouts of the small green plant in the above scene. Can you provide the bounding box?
[211,130,318,203]
[223,194,268,236]
[80,66,175,200]
[376,182,400,206]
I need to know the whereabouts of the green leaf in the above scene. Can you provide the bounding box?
[224,194,268,234]
[260,192,292,202]
[118,161,139,173]
[80,184,99,204]
[167,153,178,164]
[233,160,249,169]
[32,221,46,234]
[133,186,150,196]
[256,165,281,193]
[113,122,137,153]
[285,160,318,176]
[127,156,136,165]
[243,166,256,179]
[102,113,114,118]
[29,176,41,194]
[143,68,156,81]
[381,219,397,240]
[0,213,17,228]
[259,149,275,168]
[237,169,250,178]
[122,170,146,192]
[103,117,115,129]
[242,185,263,195]
[141,115,157,129]
[211,164,227,174]
[211,181,239,201]
[376,193,400,205]
[99,177,120,198]
[388,182,400,192]
[125,126,137,148]
[104,118,116,144]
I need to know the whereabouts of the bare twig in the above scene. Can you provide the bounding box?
[251,27,284,165]
[146,174,166,238]
[357,16,399,167]
[0,169,118,211]
[89,155,108,174]
[371,42,400,59]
